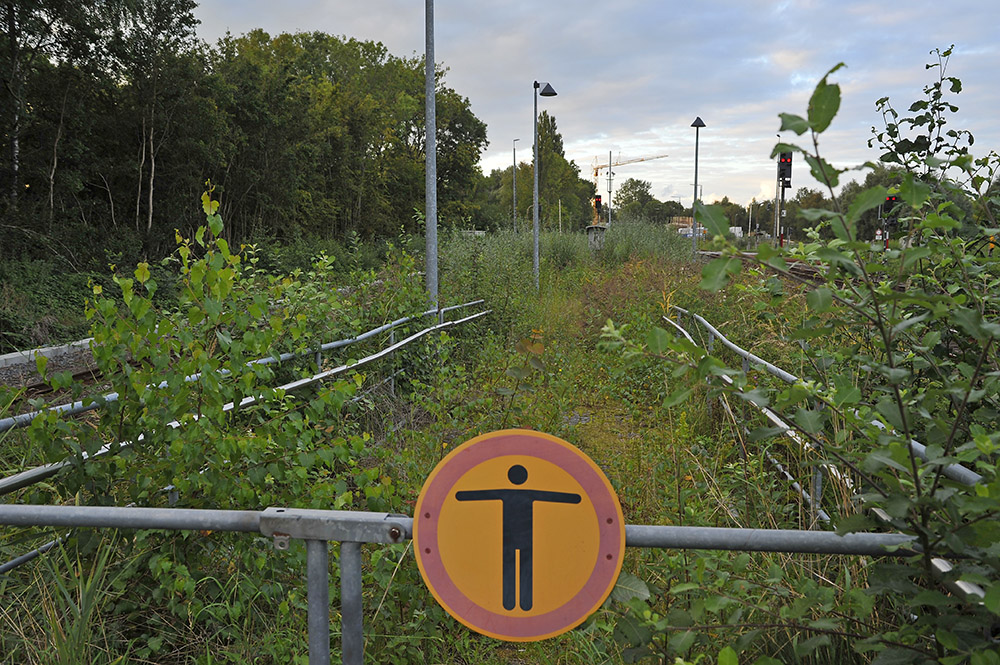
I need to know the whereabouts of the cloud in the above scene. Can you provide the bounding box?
[194,0,1000,206]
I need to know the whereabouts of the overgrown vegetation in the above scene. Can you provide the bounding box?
[2,46,999,665]
[604,46,1000,663]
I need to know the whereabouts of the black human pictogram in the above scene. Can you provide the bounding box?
[455,464,581,611]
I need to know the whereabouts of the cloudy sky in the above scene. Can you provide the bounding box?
[194,0,999,209]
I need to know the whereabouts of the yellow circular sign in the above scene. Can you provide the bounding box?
[414,429,625,641]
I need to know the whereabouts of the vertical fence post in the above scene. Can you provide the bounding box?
[810,400,825,528]
[706,331,715,417]
[306,539,331,665]
[340,541,364,665]
[388,330,396,398]
[315,349,323,372]
[811,467,823,528]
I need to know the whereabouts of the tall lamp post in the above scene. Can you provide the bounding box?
[512,138,519,231]
[533,80,557,291]
[690,117,705,255]
[424,0,438,305]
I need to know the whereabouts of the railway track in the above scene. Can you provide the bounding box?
[0,345,99,391]
[698,250,824,281]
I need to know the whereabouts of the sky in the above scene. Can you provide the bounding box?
[193,0,999,209]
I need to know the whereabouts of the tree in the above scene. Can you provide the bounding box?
[615,177,654,220]
[0,1,108,205]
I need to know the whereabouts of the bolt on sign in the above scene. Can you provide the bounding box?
[414,429,625,641]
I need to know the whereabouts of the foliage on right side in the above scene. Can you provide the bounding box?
[607,46,1000,664]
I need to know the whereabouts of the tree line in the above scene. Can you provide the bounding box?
[3,1,599,269]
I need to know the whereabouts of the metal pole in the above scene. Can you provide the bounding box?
[512,138,518,231]
[340,542,364,665]
[532,82,540,291]
[607,151,613,229]
[388,329,395,397]
[774,137,780,240]
[692,127,699,254]
[424,0,438,305]
[307,540,331,665]
[624,525,914,555]
[780,183,786,245]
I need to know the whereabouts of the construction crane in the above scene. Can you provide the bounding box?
[591,153,669,225]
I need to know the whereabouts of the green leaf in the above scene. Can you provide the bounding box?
[793,407,826,434]
[794,635,831,658]
[34,353,48,379]
[663,386,693,408]
[700,257,741,291]
[832,377,861,407]
[847,186,887,228]
[646,327,671,354]
[899,172,930,209]
[201,190,219,215]
[871,647,922,665]
[901,246,932,269]
[614,614,652,648]
[696,201,730,237]
[718,646,739,665]
[835,513,875,535]
[778,113,810,135]
[806,287,833,312]
[807,68,843,133]
[738,388,770,408]
[670,582,701,594]
[984,582,1000,616]
[611,572,651,603]
[208,213,224,237]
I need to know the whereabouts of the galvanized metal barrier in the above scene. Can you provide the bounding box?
[0,504,916,665]
[664,307,986,601]
[671,305,983,487]
[0,300,485,434]
[0,309,490,496]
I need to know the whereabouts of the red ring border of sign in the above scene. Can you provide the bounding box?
[414,429,626,642]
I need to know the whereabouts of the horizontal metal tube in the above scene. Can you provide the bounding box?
[0,299,486,434]
[0,311,491,496]
[625,524,914,556]
[669,307,983,487]
[1,504,915,557]
[0,504,261,533]
[0,534,65,574]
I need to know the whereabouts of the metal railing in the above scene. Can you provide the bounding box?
[672,306,983,487]
[0,300,485,434]
[0,504,916,665]
[0,307,490,496]
[666,307,986,601]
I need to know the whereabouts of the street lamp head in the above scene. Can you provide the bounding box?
[538,82,557,97]
[691,116,706,128]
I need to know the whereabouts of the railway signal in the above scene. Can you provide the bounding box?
[778,152,792,189]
